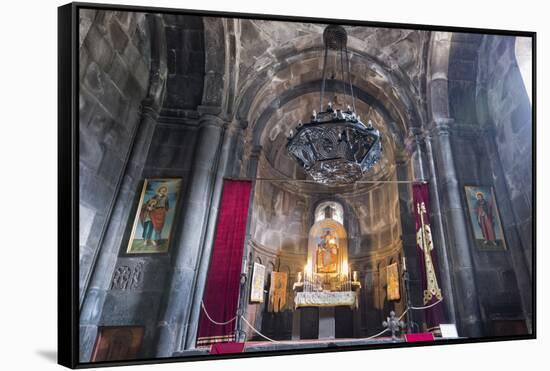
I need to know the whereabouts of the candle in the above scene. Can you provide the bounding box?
[348,264,352,291]
[402,256,407,272]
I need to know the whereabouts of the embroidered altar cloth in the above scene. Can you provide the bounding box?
[295,291,357,309]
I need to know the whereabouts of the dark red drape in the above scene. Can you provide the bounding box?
[196,179,252,346]
[412,182,444,329]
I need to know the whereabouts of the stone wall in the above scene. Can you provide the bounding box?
[79,10,209,361]
[480,35,533,270]
[246,173,405,338]
[79,9,151,300]
[445,33,532,335]
[96,123,200,360]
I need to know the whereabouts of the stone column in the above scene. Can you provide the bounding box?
[181,119,248,350]
[155,109,225,357]
[79,102,160,362]
[422,131,457,326]
[427,118,482,337]
[235,144,262,342]
[395,152,424,332]
[407,127,457,326]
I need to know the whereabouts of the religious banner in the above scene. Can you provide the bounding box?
[464,186,507,250]
[250,263,265,303]
[412,182,444,327]
[196,179,252,346]
[268,271,288,312]
[386,263,400,301]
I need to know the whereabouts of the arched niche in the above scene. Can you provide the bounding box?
[314,201,344,225]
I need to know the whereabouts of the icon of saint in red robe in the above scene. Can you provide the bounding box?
[475,192,496,246]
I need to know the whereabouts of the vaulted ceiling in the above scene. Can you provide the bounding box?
[222,19,431,190]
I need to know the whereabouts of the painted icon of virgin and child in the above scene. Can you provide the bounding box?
[316,229,338,273]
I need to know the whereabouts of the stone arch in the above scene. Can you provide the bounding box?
[237,46,424,141]
[314,200,345,225]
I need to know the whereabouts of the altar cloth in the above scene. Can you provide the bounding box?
[295,291,357,309]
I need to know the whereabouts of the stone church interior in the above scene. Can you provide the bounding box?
[77,8,533,363]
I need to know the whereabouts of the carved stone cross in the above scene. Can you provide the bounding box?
[382,311,405,341]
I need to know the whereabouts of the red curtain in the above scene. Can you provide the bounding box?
[412,182,444,329]
[196,179,252,346]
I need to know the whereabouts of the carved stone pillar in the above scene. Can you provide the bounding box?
[427,118,482,337]
[181,118,248,350]
[155,109,226,357]
[395,151,424,332]
[235,144,262,342]
[79,102,160,362]
[407,127,458,326]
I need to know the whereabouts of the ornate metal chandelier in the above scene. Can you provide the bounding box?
[287,25,382,185]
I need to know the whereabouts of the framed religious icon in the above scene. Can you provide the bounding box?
[126,178,182,254]
[387,262,401,301]
[58,1,535,368]
[464,186,507,250]
[250,262,266,303]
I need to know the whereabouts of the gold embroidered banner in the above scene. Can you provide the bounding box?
[387,262,401,301]
[268,271,287,312]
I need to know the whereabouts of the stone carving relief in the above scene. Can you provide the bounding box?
[110,261,145,290]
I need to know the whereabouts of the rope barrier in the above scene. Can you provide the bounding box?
[240,316,282,343]
[199,297,444,344]
[358,328,390,340]
[397,298,444,324]
[409,298,443,310]
[200,301,237,326]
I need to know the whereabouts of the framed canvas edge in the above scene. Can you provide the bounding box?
[58,1,538,368]
[70,1,536,36]
[58,3,80,369]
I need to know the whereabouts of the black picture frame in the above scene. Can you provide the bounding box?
[58,2,536,369]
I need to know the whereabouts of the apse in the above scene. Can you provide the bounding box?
[242,23,410,339]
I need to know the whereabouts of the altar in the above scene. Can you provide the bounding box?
[294,291,358,309]
[291,205,361,340]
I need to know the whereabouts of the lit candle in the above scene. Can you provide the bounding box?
[304,264,309,292]
[348,264,352,291]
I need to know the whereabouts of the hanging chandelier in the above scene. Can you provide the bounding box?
[286,25,382,185]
